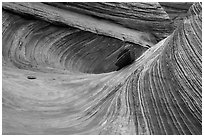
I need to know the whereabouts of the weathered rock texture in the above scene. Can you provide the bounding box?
[2,10,147,74]
[44,2,173,41]
[2,2,202,135]
[160,2,194,29]
[2,2,174,47]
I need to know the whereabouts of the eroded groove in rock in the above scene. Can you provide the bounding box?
[44,2,173,41]
[2,2,160,48]
[2,2,202,135]
[2,10,147,74]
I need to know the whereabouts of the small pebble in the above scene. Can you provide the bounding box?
[27,76,36,79]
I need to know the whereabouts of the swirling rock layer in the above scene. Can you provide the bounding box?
[3,2,162,47]
[44,2,173,41]
[160,2,193,29]
[2,2,202,135]
[2,10,147,74]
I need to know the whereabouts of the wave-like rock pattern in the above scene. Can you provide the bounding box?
[2,2,160,48]
[2,10,147,74]
[2,2,202,135]
[159,2,193,29]
[44,2,173,41]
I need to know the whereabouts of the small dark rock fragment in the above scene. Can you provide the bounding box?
[27,76,36,79]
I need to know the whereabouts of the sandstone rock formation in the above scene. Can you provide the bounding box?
[159,2,193,29]
[2,2,202,135]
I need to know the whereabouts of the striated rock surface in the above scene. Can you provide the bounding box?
[2,2,202,135]
[2,10,147,74]
[44,2,173,41]
[160,2,194,29]
[160,2,193,18]
[2,2,174,47]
